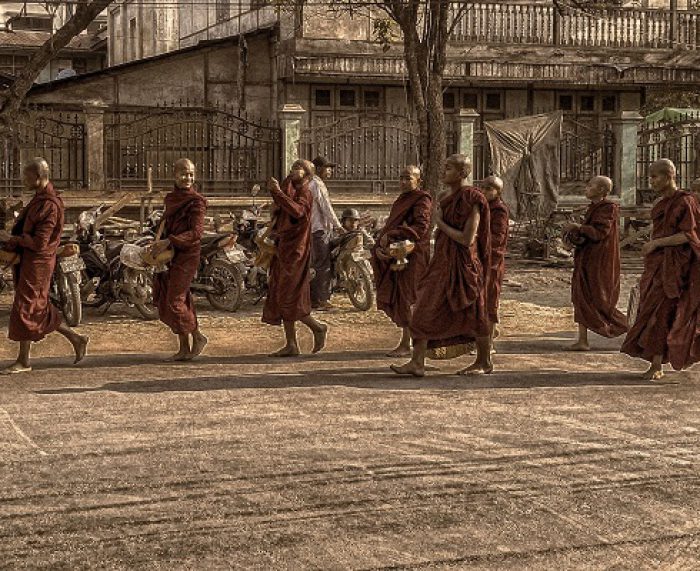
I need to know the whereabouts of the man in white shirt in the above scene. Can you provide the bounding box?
[310,156,342,310]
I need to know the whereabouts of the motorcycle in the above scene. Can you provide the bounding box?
[76,204,158,320]
[145,210,247,312]
[50,242,86,327]
[235,204,270,304]
[329,229,375,311]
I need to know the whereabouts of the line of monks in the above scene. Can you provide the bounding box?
[2,155,700,382]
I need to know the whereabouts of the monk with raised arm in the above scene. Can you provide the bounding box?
[263,159,328,356]
[621,159,700,380]
[481,175,509,352]
[150,158,208,361]
[0,158,88,374]
[391,154,491,377]
[372,165,432,357]
[563,175,627,351]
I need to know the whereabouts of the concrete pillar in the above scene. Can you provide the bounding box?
[457,108,480,184]
[83,100,108,191]
[612,111,642,206]
[278,103,305,178]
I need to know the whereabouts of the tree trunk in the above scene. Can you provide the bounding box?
[0,0,114,133]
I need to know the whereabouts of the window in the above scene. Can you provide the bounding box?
[443,92,456,110]
[363,90,381,108]
[0,55,13,74]
[339,89,357,108]
[9,16,52,31]
[462,93,478,109]
[216,0,230,23]
[580,95,595,113]
[314,88,332,108]
[129,18,137,61]
[602,95,616,113]
[558,94,573,111]
[485,92,502,111]
[72,58,87,74]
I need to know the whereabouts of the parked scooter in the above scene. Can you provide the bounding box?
[145,210,246,312]
[235,194,270,304]
[76,204,158,320]
[50,241,86,327]
[329,223,375,311]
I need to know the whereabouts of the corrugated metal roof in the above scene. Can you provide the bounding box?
[0,29,94,51]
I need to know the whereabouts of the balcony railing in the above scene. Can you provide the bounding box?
[449,2,700,49]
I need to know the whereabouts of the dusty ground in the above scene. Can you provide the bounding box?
[1,259,699,569]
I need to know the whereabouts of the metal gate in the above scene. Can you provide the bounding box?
[0,109,86,197]
[104,105,280,194]
[560,120,614,189]
[299,113,420,190]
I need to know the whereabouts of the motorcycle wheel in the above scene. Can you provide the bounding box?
[132,270,158,320]
[345,260,375,311]
[60,273,82,327]
[204,258,244,312]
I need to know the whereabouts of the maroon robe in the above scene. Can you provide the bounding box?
[621,191,700,369]
[570,199,628,337]
[154,185,206,335]
[262,177,313,325]
[486,197,509,324]
[5,183,63,342]
[410,186,491,348]
[371,189,432,327]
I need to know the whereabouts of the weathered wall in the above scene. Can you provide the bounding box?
[28,37,275,117]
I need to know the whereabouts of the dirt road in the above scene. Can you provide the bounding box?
[1,263,699,569]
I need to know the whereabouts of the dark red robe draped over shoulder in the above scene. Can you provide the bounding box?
[5,183,63,342]
[571,198,628,337]
[371,189,432,327]
[621,191,700,369]
[486,197,509,324]
[154,185,207,335]
[262,177,313,325]
[410,186,491,348]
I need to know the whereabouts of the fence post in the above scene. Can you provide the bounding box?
[278,104,305,177]
[457,108,480,184]
[83,100,108,191]
[612,111,643,206]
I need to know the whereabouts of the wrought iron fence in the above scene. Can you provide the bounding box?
[637,113,700,204]
[0,107,85,197]
[104,104,280,194]
[560,120,614,186]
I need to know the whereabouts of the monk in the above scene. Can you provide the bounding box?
[391,154,492,377]
[372,165,432,357]
[150,158,208,361]
[621,159,700,380]
[0,158,88,374]
[481,175,509,352]
[563,176,628,351]
[691,178,700,204]
[263,159,328,356]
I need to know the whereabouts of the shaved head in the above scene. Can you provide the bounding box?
[446,154,472,179]
[174,158,195,173]
[591,175,613,195]
[691,178,700,193]
[650,159,677,178]
[24,157,49,180]
[483,175,504,191]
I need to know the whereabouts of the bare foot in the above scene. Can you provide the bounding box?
[386,346,411,357]
[564,341,590,352]
[390,362,425,377]
[185,332,208,360]
[642,365,664,381]
[312,324,328,354]
[72,335,89,364]
[164,351,189,362]
[457,361,494,376]
[0,362,32,375]
[270,345,300,358]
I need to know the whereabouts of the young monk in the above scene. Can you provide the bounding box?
[0,158,88,374]
[481,175,509,352]
[150,158,208,361]
[621,159,700,380]
[263,159,328,356]
[391,154,491,377]
[563,175,628,350]
[371,165,432,357]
